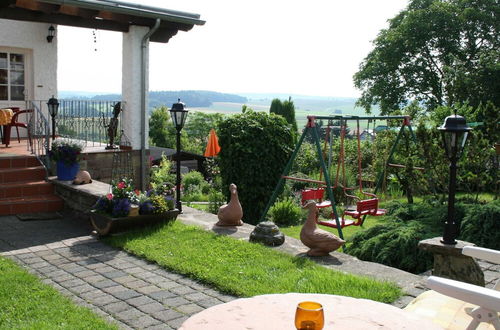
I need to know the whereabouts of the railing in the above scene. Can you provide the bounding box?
[27,100,51,173]
[57,100,123,147]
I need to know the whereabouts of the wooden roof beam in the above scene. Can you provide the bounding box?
[59,5,98,19]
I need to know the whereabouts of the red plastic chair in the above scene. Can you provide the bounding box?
[3,109,32,147]
[301,188,332,208]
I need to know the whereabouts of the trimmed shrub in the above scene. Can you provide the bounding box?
[208,190,226,214]
[182,171,210,197]
[269,197,304,227]
[218,111,294,224]
[460,200,500,250]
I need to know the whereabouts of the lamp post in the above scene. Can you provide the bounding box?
[438,113,471,245]
[47,96,59,140]
[169,99,188,212]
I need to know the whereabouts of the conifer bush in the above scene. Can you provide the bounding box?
[460,200,500,250]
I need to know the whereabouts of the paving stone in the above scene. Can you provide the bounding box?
[86,274,107,283]
[93,279,118,289]
[80,290,107,301]
[37,265,58,274]
[124,266,146,274]
[59,278,87,288]
[49,258,71,266]
[91,294,120,307]
[149,290,177,301]
[73,270,97,278]
[166,316,189,329]
[136,285,162,295]
[154,309,184,322]
[14,252,37,259]
[123,279,149,290]
[51,272,75,283]
[94,265,116,274]
[126,295,157,307]
[78,258,102,267]
[176,303,204,315]
[115,308,146,321]
[162,297,190,308]
[34,250,53,257]
[30,261,51,269]
[144,324,173,330]
[128,315,162,328]
[68,283,96,294]
[170,285,196,295]
[197,297,224,309]
[145,275,167,285]
[102,270,128,279]
[42,254,65,261]
[114,275,138,285]
[184,292,211,302]
[157,281,181,290]
[102,301,132,314]
[103,285,128,294]
[111,289,142,301]
[137,302,166,314]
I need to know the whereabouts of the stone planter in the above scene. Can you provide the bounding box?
[90,209,179,236]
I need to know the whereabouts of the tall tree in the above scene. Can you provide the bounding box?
[354,0,499,114]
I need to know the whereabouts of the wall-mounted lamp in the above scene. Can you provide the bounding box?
[47,25,55,43]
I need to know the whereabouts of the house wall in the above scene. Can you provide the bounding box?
[0,19,57,107]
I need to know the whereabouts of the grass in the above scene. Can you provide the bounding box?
[0,257,117,330]
[104,221,402,303]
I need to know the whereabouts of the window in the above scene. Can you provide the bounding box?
[0,52,25,101]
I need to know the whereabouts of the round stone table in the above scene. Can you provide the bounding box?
[179,293,443,329]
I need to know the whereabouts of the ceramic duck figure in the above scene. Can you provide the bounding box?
[216,183,243,226]
[300,201,345,256]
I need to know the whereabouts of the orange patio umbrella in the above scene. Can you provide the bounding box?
[204,128,221,157]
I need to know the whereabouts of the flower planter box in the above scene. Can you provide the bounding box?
[90,209,180,236]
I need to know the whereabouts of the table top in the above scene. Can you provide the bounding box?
[179,293,443,330]
[0,109,13,125]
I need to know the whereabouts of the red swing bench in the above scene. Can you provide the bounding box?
[301,188,386,228]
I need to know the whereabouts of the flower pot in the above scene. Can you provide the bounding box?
[57,161,80,181]
[129,204,139,217]
[90,209,180,236]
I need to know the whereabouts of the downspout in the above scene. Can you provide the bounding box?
[140,18,160,190]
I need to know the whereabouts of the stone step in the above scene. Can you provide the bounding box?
[0,195,64,215]
[0,166,46,184]
[0,155,40,169]
[0,180,55,198]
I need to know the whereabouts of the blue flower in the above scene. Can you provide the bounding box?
[139,200,155,215]
[112,198,131,217]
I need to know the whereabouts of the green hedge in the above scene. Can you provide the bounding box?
[460,199,500,250]
[218,111,294,224]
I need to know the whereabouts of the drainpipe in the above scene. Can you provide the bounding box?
[140,18,160,191]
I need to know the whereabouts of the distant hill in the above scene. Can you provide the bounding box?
[60,90,247,112]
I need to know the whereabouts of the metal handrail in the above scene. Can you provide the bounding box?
[27,100,51,176]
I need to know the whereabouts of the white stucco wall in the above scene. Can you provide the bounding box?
[122,25,150,150]
[0,19,57,109]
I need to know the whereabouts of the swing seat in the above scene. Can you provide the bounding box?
[343,198,386,221]
[301,188,331,208]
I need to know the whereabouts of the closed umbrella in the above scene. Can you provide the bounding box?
[204,128,221,157]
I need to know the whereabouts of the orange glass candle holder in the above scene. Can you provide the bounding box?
[294,301,324,330]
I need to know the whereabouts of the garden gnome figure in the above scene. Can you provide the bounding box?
[216,183,243,226]
[104,102,121,150]
[300,201,345,256]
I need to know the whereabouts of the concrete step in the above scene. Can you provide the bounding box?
[0,155,40,169]
[0,195,64,215]
[0,166,46,184]
[0,180,54,198]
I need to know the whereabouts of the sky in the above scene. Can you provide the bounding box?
[57,0,409,98]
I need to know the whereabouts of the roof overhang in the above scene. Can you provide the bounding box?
[0,0,205,43]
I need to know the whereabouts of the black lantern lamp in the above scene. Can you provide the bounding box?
[438,113,472,245]
[169,99,189,212]
[47,96,59,140]
[47,25,55,43]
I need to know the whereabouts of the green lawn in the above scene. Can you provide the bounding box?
[104,221,401,303]
[0,257,117,330]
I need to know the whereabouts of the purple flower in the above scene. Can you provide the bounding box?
[139,200,155,215]
[112,198,131,217]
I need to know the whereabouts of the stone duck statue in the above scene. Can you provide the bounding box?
[216,183,243,226]
[300,201,345,256]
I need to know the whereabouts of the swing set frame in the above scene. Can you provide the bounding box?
[259,114,418,243]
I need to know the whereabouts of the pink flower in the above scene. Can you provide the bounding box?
[134,189,140,195]
[117,182,126,189]
[106,193,113,200]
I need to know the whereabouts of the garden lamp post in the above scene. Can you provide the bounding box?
[438,112,471,245]
[169,99,188,212]
[47,96,59,140]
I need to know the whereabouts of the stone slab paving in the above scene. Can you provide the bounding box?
[0,213,235,330]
